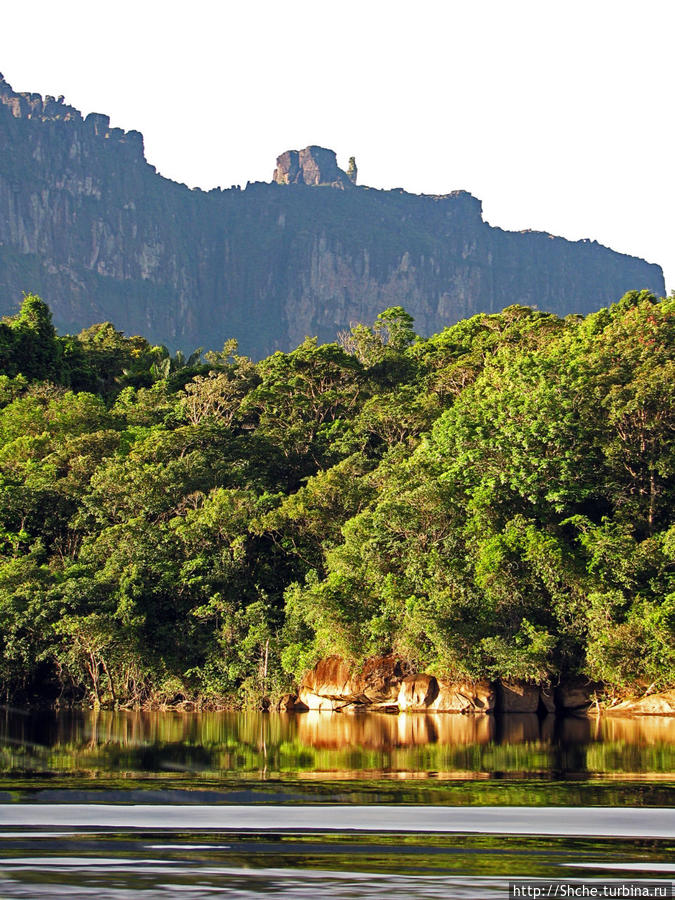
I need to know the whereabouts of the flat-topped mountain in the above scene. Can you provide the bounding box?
[0,75,665,355]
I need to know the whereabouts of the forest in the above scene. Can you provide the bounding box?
[0,291,673,707]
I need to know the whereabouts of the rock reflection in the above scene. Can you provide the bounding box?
[1,707,674,779]
[294,712,497,750]
[421,713,496,747]
[559,715,594,744]
[397,712,439,747]
[500,715,541,743]
[599,715,675,745]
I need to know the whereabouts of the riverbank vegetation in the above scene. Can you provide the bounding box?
[0,291,673,707]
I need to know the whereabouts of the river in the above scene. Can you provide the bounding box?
[0,709,673,897]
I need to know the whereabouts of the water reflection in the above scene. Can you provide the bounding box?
[1,708,675,780]
[296,710,497,748]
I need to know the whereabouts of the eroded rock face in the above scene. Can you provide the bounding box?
[298,656,362,710]
[0,74,664,359]
[301,656,355,698]
[498,681,555,714]
[277,693,300,711]
[296,690,351,711]
[604,689,675,716]
[397,674,438,710]
[299,654,407,708]
[273,146,351,188]
[287,658,675,716]
[296,659,571,714]
[429,679,496,713]
[355,655,409,705]
[556,677,602,711]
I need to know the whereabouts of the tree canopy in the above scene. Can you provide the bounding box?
[0,293,672,706]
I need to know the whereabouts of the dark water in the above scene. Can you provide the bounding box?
[0,709,674,898]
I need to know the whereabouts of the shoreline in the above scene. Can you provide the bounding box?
[7,701,675,717]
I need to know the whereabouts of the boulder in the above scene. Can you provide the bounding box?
[429,679,495,713]
[499,681,542,713]
[605,689,675,716]
[556,677,602,711]
[273,146,352,188]
[397,674,438,710]
[355,655,408,705]
[300,656,356,700]
[540,684,556,714]
[296,688,352,711]
[277,693,299,712]
[299,654,407,709]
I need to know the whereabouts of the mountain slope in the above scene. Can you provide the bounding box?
[0,75,665,356]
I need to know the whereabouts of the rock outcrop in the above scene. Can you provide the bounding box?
[429,679,496,713]
[356,655,408,705]
[273,146,352,188]
[397,674,438,710]
[0,75,665,357]
[298,654,409,710]
[297,658,520,714]
[498,681,556,714]
[280,674,675,717]
[283,659,675,717]
[555,677,602,711]
[300,656,355,698]
[297,656,359,710]
[599,689,675,716]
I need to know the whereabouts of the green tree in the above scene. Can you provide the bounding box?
[7,294,61,381]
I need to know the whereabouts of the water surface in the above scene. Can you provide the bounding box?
[3,709,675,785]
[1,710,673,897]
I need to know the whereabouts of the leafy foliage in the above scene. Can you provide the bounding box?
[0,291,672,706]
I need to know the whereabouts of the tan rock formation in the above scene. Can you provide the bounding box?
[300,656,356,699]
[292,658,674,719]
[602,689,675,716]
[429,679,496,713]
[397,674,438,710]
[296,689,352,711]
[298,654,407,709]
[355,654,408,705]
[273,146,352,188]
[499,681,552,713]
[276,693,300,711]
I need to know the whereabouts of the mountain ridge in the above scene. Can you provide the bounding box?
[0,74,665,356]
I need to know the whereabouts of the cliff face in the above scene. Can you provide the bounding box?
[272,146,352,188]
[0,75,665,356]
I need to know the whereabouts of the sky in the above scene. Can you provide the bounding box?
[1,0,673,291]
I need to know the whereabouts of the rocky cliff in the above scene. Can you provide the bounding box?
[0,75,665,356]
[273,146,353,188]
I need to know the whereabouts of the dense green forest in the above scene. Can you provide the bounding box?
[0,292,673,707]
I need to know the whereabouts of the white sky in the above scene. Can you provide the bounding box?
[1,0,673,291]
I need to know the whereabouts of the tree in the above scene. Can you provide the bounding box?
[7,294,61,381]
[244,339,365,480]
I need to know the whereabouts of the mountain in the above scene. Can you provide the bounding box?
[0,74,665,357]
